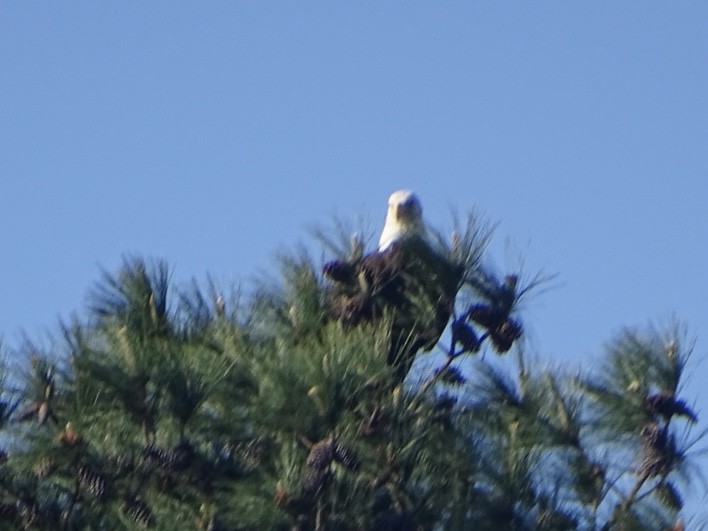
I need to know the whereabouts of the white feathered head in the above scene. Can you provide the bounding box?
[378,189,425,251]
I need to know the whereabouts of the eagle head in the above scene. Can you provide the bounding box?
[378,189,425,251]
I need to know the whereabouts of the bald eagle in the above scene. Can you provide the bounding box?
[324,190,462,378]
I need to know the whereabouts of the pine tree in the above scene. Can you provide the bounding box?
[0,213,702,530]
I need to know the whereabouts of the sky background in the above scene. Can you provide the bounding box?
[2,2,707,521]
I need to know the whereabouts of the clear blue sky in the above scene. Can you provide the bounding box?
[2,2,707,519]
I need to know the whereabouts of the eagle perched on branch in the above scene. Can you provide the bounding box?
[324,190,463,377]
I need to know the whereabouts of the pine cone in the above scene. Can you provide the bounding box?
[306,440,335,470]
[144,442,167,466]
[78,464,107,499]
[333,443,360,471]
[144,442,188,471]
[123,497,155,527]
[490,319,523,353]
[468,302,523,353]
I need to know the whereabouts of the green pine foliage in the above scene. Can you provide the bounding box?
[0,215,702,530]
